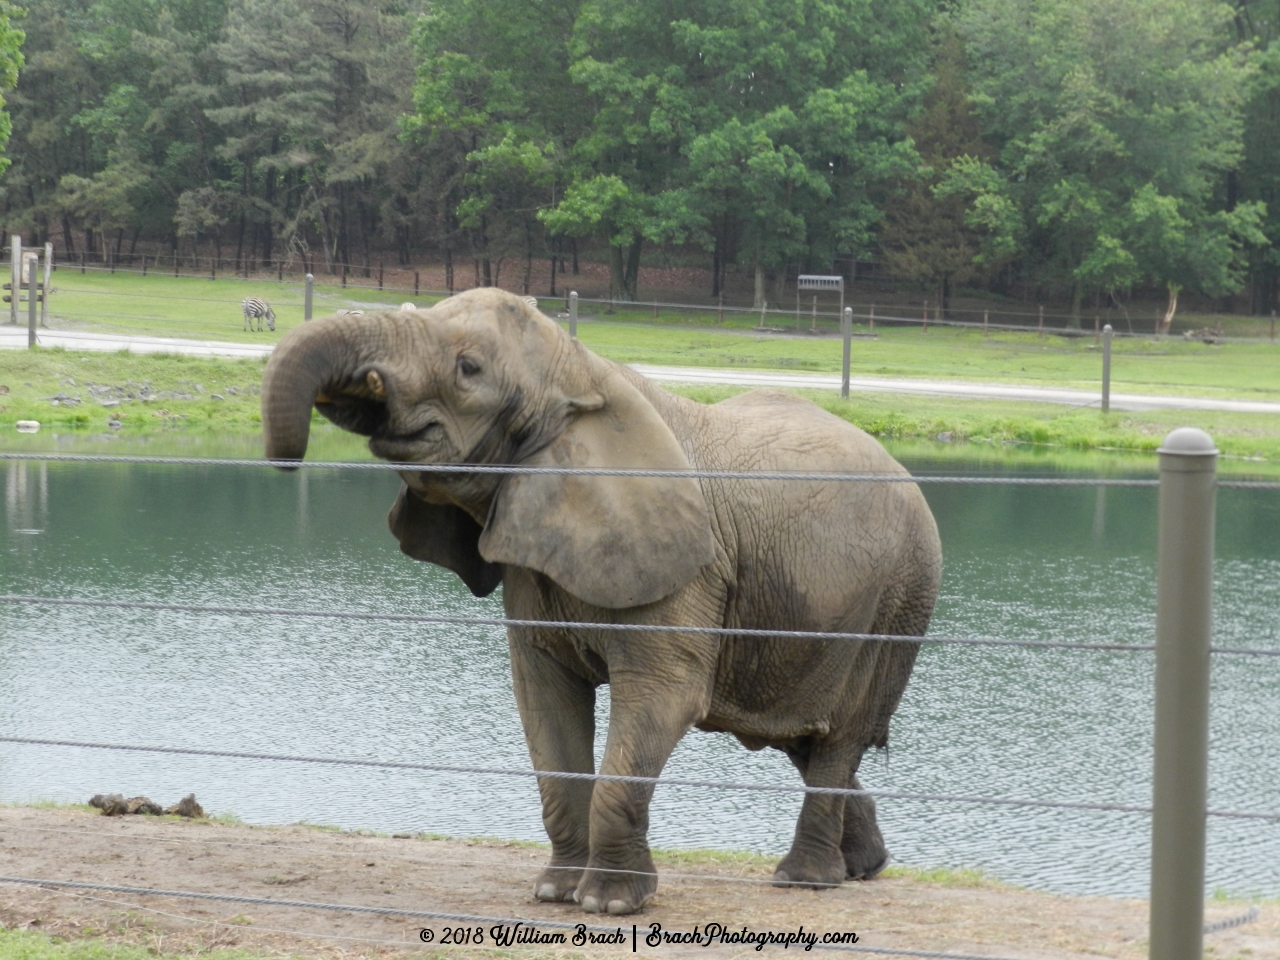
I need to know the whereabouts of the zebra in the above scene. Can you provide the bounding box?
[242,297,276,332]
[399,302,416,311]
[336,309,364,317]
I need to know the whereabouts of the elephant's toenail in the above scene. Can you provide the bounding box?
[606,899,631,915]
[536,883,558,901]
[572,889,581,903]
[581,895,600,913]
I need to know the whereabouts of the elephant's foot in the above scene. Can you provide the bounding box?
[772,847,845,890]
[533,863,585,902]
[575,864,657,916]
[840,801,890,880]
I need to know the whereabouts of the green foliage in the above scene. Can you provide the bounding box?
[945,0,1262,324]
[0,0,24,179]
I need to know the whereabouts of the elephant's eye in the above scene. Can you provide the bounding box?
[457,356,481,377]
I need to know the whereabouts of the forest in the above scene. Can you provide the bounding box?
[0,0,1277,322]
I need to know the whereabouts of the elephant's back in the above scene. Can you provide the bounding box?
[699,387,938,631]
[693,390,940,744]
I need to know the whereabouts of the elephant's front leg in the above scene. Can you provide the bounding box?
[774,740,865,889]
[577,666,713,916]
[509,640,596,903]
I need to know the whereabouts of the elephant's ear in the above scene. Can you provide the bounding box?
[388,484,504,598]
[477,373,716,609]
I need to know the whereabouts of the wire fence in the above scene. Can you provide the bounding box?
[16,257,1279,343]
[0,444,1274,954]
[3,452,1279,489]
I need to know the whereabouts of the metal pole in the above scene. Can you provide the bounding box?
[10,234,20,325]
[841,307,852,399]
[304,273,314,321]
[1038,304,1044,337]
[27,252,38,348]
[1101,324,1113,414]
[41,243,52,328]
[569,290,578,340]
[1149,427,1217,960]
[414,271,420,297]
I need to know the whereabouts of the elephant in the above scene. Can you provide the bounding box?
[260,287,942,916]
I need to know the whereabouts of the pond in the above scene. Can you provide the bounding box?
[1,441,1277,899]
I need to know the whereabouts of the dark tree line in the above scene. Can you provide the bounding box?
[0,0,1277,319]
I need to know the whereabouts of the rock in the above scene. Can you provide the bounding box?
[211,394,225,401]
[89,793,129,816]
[164,794,205,819]
[126,796,164,815]
[0,385,8,394]
[107,419,122,429]
[15,420,40,433]
[935,432,954,443]
[101,400,119,408]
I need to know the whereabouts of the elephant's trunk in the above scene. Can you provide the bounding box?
[260,315,379,464]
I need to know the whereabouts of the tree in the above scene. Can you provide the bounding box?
[948,0,1265,327]
[878,30,991,316]
[560,0,934,302]
[0,0,24,181]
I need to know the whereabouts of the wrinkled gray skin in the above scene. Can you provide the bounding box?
[261,288,942,916]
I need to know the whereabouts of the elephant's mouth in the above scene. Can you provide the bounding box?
[316,397,446,453]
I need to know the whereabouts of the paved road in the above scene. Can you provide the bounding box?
[4,326,1277,415]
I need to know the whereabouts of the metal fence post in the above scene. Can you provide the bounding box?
[1150,427,1217,960]
[841,307,852,399]
[1102,324,1113,414]
[569,290,578,340]
[304,273,314,322]
[41,243,52,328]
[10,234,20,326]
[27,252,38,348]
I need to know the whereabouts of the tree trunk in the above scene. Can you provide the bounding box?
[62,218,76,256]
[753,257,765,309]
[523,223,533,294]
[1160,284,1179,335]
[1068,279,1083,330]
[572,238,579,274]
[482,257,492,286]
[624,233,642,300]
[711,243,721,298]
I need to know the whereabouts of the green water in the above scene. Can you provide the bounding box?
[1,439,1277,898]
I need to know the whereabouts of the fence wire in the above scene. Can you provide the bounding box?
[0,451,1167,484]
[0,875,1260,952]
[3,735,1277,821]
[11,452,1278,488]
[47,260,1280,342]
[0,594,1163,653]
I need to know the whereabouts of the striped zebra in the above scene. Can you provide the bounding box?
[336,309,364,317]
[242,297,276,332]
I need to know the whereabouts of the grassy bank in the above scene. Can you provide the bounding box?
[3,348,1279,473]
[31,270,1280,400]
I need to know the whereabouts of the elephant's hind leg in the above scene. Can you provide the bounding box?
[509,641,596,903]
[840,775,889,879]
[773,739,860,890]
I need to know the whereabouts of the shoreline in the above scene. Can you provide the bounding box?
[0,805,1274,959]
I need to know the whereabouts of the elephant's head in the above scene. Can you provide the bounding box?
[261,288,716,608]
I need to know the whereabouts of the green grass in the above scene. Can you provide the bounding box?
[0,929,296,960]
[3,347,1279,475]
[29,270,1280,400]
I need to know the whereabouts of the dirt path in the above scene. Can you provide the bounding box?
[0,807,1272,959]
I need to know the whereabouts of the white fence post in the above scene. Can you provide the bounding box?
[569,290,578,340]
[1150,427,1217,960]
[304,273,314,321]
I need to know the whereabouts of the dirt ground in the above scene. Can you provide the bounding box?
[0,807,1272,960]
